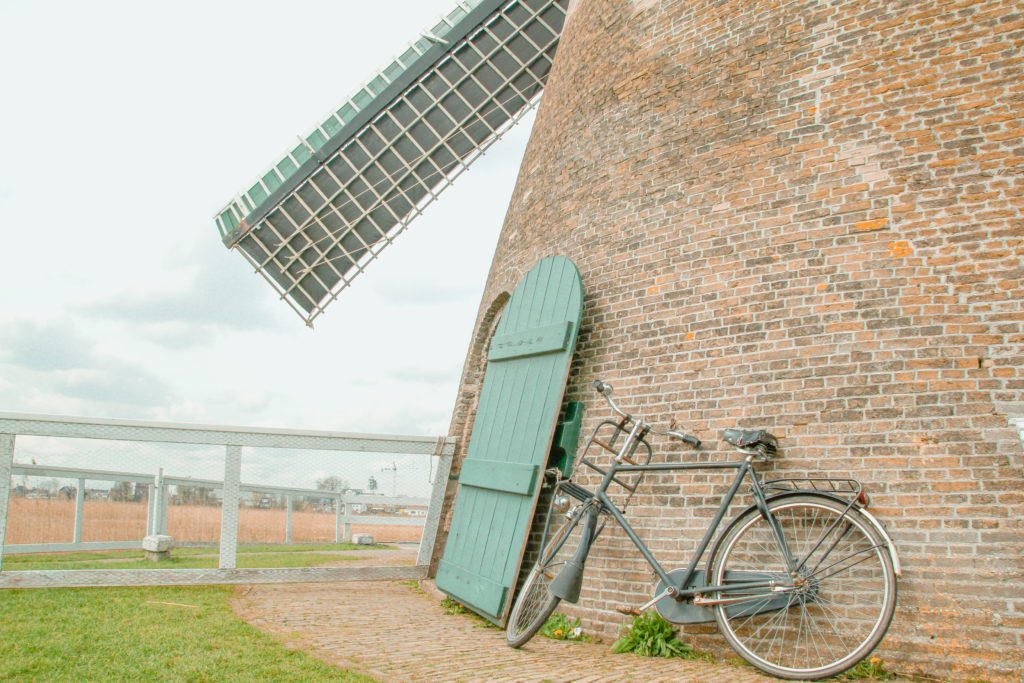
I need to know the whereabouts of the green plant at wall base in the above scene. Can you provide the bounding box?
[612,612,706,659]
[836,657,894,680]
[438,596,500,629]
[540,613,590,641]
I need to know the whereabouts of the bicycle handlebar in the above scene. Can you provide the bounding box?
[592,378,701,449]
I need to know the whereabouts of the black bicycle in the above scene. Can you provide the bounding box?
[505,380,900,680]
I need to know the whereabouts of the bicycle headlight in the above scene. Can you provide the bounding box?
[552,495,570,513]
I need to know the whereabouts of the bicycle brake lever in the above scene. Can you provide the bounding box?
[668,431,701,448]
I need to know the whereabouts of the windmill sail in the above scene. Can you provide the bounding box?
[215,0,570,325]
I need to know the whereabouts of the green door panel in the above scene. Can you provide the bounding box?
[436,255,584,624]
[434,561,508,616]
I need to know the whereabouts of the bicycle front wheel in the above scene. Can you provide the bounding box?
[505,505,586,648]
[707,494,897,680]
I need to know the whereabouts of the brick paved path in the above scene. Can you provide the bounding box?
[232,578,777,683]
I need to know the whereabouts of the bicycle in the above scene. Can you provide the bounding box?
[505,379,900,680]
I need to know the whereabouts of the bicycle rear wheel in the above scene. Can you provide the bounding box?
[707,494,897,680]
[505,505,586,648]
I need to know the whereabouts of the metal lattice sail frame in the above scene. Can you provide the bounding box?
[215,0,570,325]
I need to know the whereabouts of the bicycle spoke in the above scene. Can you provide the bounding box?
[738,593,797,656]
[807,521,855,576]
[767,597,795,664]
[812,594,857,655]
[727,593,785,630]
[807,545,885,582]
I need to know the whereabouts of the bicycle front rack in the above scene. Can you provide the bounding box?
[572,419,654,511]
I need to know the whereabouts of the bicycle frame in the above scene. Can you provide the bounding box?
[512,383,901,679]
[557,419,799,603]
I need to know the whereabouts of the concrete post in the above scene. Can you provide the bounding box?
[159,483,169,535]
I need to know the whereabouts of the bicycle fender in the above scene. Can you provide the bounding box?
[549,559,585,602]
[550,506,600,602]
[738,492,902,579]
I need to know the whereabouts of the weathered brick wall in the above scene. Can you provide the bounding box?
[437,0,1024,679]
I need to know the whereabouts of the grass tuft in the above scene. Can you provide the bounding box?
[438,596,499,629]
[440,596,469,615]
[836,657,894,680]
[540,613,591,642]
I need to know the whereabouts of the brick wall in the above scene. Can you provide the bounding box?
[437,0,1024,679]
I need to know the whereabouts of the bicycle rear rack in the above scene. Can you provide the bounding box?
[763,478,865,506]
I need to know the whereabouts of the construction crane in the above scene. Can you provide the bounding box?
[381,461,398,497]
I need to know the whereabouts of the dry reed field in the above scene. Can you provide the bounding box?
[5,498,424,545]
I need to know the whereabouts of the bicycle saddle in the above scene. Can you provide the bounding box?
[722,429,778,453]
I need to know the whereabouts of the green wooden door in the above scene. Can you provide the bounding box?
[436,255,584,623]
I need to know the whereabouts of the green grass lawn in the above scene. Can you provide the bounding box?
[3,543,392,571]
[0,584,376,682]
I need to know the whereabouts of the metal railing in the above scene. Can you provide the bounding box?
[0,413,454,588]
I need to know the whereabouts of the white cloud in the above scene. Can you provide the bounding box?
[0,318,176,415]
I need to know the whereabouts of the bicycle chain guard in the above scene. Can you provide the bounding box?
[654,569,795,624]
[654,570,716,624]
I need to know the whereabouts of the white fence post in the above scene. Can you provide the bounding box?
[285,495,293,544]
[416,446,454,567]
[0,434,13,572]
[334,497,341,543]
[219,445,241,569]
[73,477,86,544]
[341,495,352,543]
[149,468,164,537]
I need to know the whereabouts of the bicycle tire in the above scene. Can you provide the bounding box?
[706,493,897,680]
[505,505,586,648]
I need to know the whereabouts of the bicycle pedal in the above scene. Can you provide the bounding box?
[615,605,642,616]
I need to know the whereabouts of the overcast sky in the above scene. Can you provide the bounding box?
[0,1,535,494]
